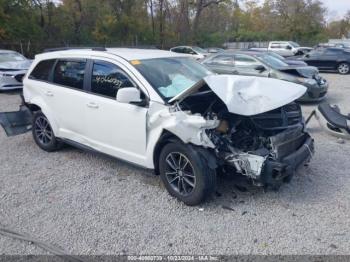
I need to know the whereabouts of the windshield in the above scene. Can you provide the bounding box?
[290,42,300,48]
[133,57,213,100]
[267,52,285,61]
[0,52,26,63]
[256,54,289,68]
[192,46,207,54]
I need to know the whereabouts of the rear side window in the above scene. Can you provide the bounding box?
[234,54,259,66]
[91,61,135,98]
[209,55,234,65]
[270,43,280,49]
[172,47,184,53]
[325,49,341,55]
[53,60,86,90]
[29,59,56,81]
[183,48,195,54]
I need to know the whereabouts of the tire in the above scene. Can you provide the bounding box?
[159,141,216,206]
[32,111,62,152]
[337,62,350,75]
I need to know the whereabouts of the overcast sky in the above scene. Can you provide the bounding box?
[321,0,350,21]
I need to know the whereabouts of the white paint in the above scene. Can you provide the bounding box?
[171,74,307,116]
[23,48,305,170]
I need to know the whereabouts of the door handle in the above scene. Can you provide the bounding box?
[87,102,99,109]
[45,91,54,97]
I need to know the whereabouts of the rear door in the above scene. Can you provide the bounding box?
[303,49,326,68]
[319,49,342,69]
[49,59,90,142]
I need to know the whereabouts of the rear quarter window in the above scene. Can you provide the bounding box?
[29,59,56,81]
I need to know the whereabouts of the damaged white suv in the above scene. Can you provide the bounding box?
[2,48,314,205]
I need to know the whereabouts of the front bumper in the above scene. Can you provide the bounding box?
[260,135,314,187]
[297,80,329,102]
[0,72,26,90]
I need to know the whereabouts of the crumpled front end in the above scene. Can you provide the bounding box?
[204,102,314,188]
[169,75,314,188]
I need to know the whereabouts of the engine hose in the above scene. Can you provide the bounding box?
[0,225,86,262]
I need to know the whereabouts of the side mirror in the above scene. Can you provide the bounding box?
[286,45,292,50]
[117,87,142,104]
[255,65,266,72]
[304,54,310,58]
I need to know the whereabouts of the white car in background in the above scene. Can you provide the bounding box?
[0,48,314,206]
[251,41,312,57]
[170,46,209,60]
[0,50,32,90]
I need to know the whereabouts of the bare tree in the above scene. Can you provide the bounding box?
[191,0,226,42]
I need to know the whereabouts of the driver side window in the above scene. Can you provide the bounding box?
[91,61,135,99]
[208,55,234,66]
[184,48,196,55]
[234,54,260,68]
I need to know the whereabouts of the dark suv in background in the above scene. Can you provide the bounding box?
[295,48,350,75]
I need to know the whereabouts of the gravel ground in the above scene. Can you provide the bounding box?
[0,73,350,256]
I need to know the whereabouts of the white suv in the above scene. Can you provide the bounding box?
[2,48,314,205]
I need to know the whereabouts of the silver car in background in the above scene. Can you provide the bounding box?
[0,50,32,91]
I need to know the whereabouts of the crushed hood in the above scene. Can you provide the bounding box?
[169,75,307,116]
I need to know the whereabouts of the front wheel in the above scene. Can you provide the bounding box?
[32,111,62,152]
[159,141,216,206]
[338,63,350,75]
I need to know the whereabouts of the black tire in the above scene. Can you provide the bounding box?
[337,62,350,75]
[32,111,62,152]
[159,141,216,206]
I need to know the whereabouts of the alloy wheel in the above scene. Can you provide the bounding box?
[34,116,53,145]
[338,63,349,74]
[165,152,196,196]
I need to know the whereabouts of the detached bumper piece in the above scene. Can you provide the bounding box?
[0,105,33,136]
[315,103,350,140]
[260,134,314,189]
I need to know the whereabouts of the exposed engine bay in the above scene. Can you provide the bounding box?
[177,86,314,188]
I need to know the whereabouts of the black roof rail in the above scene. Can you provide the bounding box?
[43,47,107,53]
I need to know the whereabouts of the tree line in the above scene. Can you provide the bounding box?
[0,0,349,56]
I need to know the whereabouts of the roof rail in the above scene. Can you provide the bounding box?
[43,47,107,53]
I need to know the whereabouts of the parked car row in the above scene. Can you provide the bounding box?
[169,42,350,75]
[201,50,329,102]
[0,47,315,206]
[249,41,313,57]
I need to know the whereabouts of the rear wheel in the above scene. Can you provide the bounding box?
[32,111,62,152]
[159,141,216,206]
[338,63,350,75]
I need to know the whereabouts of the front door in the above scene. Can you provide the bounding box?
[303,50,325,68]
[234,54,270,77]
[84,60,148,165]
